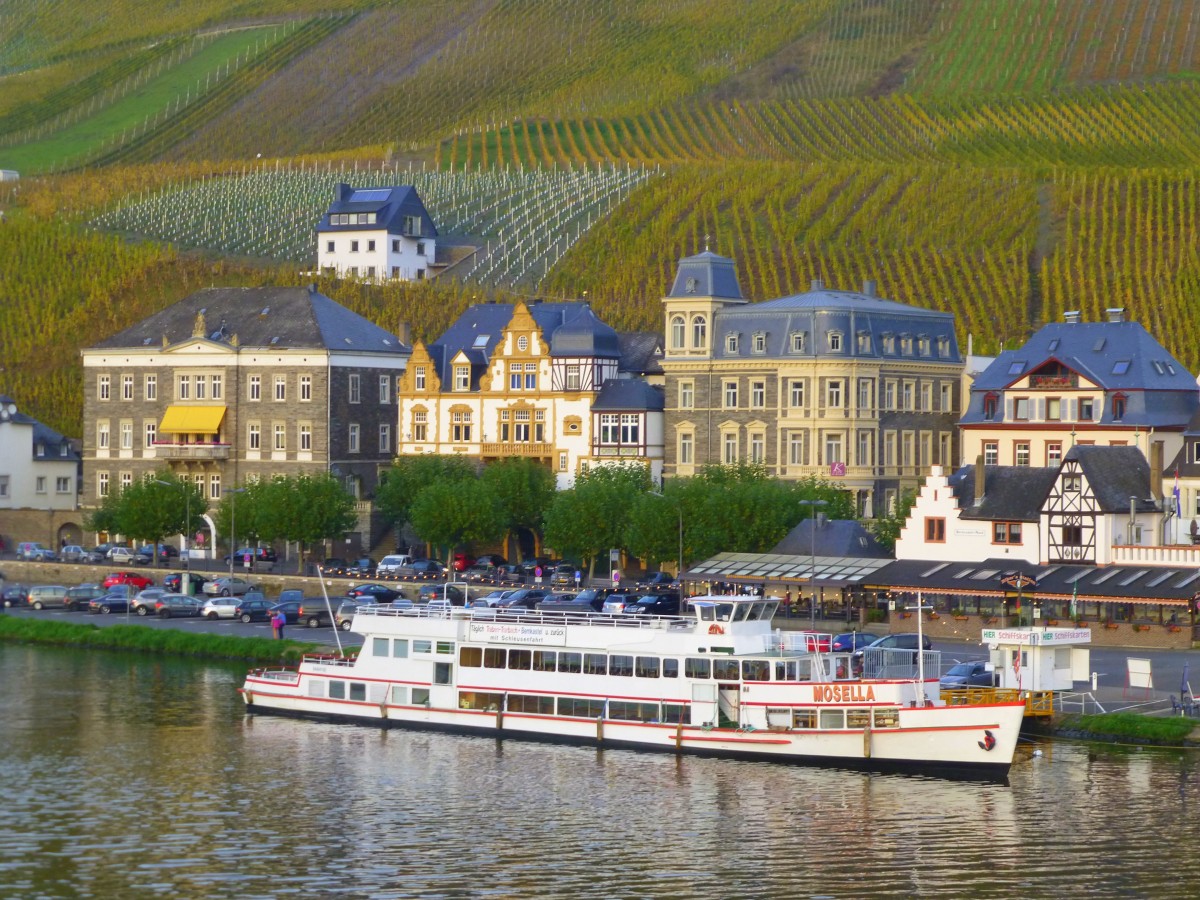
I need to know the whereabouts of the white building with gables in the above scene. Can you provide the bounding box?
[316,183,438,282]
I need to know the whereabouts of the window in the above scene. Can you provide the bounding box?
[692,315,707,349]
[1063,473,1081,492]
[348,374,361,403]
[829,332,843,351]
[789,380,805,409]
[274,424,286,451]
[857,332,871,353]
[144,375,157,400]
[1015,442,1030,466]
[925,518,946,542]
[56,476,70,493]
[1112,393,1127,421]
[404,215,421,236]
[824,433,844,464]
[349,424,360,453]
[300,423,312,451]
[326,240,335,253]
[937,335,951,358]
[144,422,156,447]
[379,423,391,452]
[920,383,932,412]
[97,421,110,450]
[826,380,842,408]
[918,335,930,356]
[98,375,110,401]
[413,410,428,442]
[566,365,581,391]
[35,476,46,494]
[300,375,312,402]
[249,375,261,401]
[940,383,952,413]
[723,380,738,409]
[722,432,738,464]
[1112,360,1131,376]
[1062,524,1083,546]
[510,363,522,390]
[901,382,913,410]
[559,452,568,471]
[248,423,261,450]
[367,240,376,252]
[415,366,426,391]
[524,363,537,390]
[120,422,133,450]
[417,241,426,256]
[884,381,896,410]
[858,379,872,410]
[993,522,1022,544]
[726,333,739,354]
[1047,442,1063,466]
[274,376,286,401]
[120,472,132,491]
[620,414,640,445]
[790,332,805,353]
[882,334,895,354]
[1079,398,1094,420]
[752,332,766,353]
[177,375,190,400]
[750,381,765,409]
[678,432,694,465]
[210,374,222,400]
[379,375,391,404]
[122,375,133,400]
[858,430,872,466]
[451,411,471,443]
[209,475,221,500]
[749,432,765,463]
[1047,398,1061,420]
[392,239,400,253]
[350,240,359,252]
[1014,397,1030,420]
[97,472,109,498]
[788,432,804,465]
[455,366,470,391]
[670,316,685,349]
[983,441,998,466]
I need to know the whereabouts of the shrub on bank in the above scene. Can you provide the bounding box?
[0,615,326,664]
[1060,712,1199,744]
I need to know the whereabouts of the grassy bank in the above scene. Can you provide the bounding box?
[0,614,342,664]
[1056,712,1200,746]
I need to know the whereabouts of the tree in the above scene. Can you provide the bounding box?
[480,457,555,561]
[867,489,917,553]
[409,478,504,563]
[374,455,477,543]
[543,463,651,576]
[274,474,358,567]
[114,474,187,565]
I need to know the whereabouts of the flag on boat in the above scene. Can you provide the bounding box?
[1174,468,1182,517]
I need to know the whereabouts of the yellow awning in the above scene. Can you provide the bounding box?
[158,405,226,435]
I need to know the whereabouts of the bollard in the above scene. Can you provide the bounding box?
[1091,672,1098,691]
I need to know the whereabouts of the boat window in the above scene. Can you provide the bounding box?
[796,658,812,681]
[713,659,740,681]
[508,693,554,714]
[329,681,345,699]
[697,605,715,621]
[414,640,432,654]
[372,637,389,657]
[558,652,582,674]
[349,683,367,702]
[792,709,817,729]
[459,646,483,667]
[834,658,850,679]
[484,648,506,669]
[636,656,660,678]
[390,685,408,705]
[819,709,844,729]
[741,660,770,681]
[873,708,899,728]
[509,648,532,670]
[662,658,679,678]
[393,639,409,658]
[558,697,605,718]
[767,708,791,728]
[610,701,660,722]
[533,650,556,671]
[775,660,798,681]
[434,662,452,685]
[307,679,324,698]
[437,642,454,654]
[762,601,778,619]
[584,653,607,675]
[412,688,430,706]
[733,605,750,622]
[610,654,634,677]
[459,691,504,711]
[685,658,711,678]
[846,708,871,729]
[716,604,734,622]
[662,703,690,724]
[751,602,770,620]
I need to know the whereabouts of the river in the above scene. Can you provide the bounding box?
[0,644,1197,899]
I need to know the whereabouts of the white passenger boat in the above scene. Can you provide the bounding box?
[240,596,1025,780]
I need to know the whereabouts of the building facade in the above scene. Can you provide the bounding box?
[660,251,963,516]
[0,394,79,512]
[397,301,664,487]
[80,286,409,546]
[316,183,438,282]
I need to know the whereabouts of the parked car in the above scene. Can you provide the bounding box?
[476,588,519,607]
[637,571,677,588]
[474,554,508,568]
[108,547,137,564]
[335,599,362,631]
[135,544,178,565]
[223,547,276,572]
[403,559,445,577]
[234,597,275,623]
[25,585,69,609]
[452,552,475,572]
[199,595,243,619]
[319,558,349,576]
[498,588,550,610]
[622,593,680,616]
[269,599,304,624]
[345,558,376,578]
[602,592,638,614]
[86,544,122,563]
[203,576,256,597]
[830,632,883,653]
[940,661,997,689]
[16,541,52,561]
[463,563,501,582]
[155,594,204,618]
[131,589,167,616]
[88,592,131,614]
[417,583,465,605]
[549,564,578,587]
[298,596,351,628]
[1,583,30,607]
[346,583,402,604]
[102,571,154,591]
[163,572,209,595]
[64,584,107,612]
[60,545,88,564]
[376,554,414,577]
[853,633,933,675]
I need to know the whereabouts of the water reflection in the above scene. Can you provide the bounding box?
[1,644,1200,898]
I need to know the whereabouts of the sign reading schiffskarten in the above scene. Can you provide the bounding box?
[981,627,1091,646]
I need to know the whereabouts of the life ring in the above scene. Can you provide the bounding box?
[708,624,725,635]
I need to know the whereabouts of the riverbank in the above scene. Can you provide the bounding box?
[0,614,335,663]
[1038,712,1200,748]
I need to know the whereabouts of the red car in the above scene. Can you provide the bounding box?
[452,552,475,572]
[102,571,153,591]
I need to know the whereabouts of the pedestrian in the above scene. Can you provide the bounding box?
[272,611,285,640]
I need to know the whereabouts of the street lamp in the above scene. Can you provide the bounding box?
[798,499,828,629]
[227,487,247,579]
[155,479,190,572]
[648,489,684,608]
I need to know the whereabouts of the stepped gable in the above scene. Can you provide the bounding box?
[947,464,1059,521]
[92,286,407,354]
[1066,444,1158,513]
[316,183,438,238]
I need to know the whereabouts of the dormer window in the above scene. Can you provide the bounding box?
[937,335,950,358]
[752,332,766,353]
[917,334,930,356]
[403,215,421,236]
[726,333,739,354]
[856,331,871,353]
[454,365,470,391]
[882,333,895,354]
[828,332,843,352]
[983,392,999,421]
[790,332,805,353]
[36,443,45,457]
[1112,392,1127,421]
[685,277,698,294]
[899,335,912,355]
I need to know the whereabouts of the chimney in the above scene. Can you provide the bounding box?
[1105,307,1126,323]
[396,319,412,347]
[862,279,876,297]
[1063,310,1081,324]
[811,278,824,292]
[1150,441,1163,500]
[974,454,986,506]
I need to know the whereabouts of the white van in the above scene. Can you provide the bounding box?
[377,554,414,576]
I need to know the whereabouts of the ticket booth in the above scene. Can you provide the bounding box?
[981,626,1092,692]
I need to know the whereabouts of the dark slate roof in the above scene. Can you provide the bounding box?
[549,305,620,358]
[962,318,1198,427]
[315,183,438,238]
[0,396,78,459]
[869,557,1200,605]
[947,465,1060,521]
[667,251,745,300]
[1167,408,1200,475]
[616,332,663,375]
[90,287,408,355]
[592,379,664,411]
[771,516,890,559]
[1067,445,1158,513]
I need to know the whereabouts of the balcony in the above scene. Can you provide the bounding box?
[1029,373,1078,389]
[480,442,553,457]
[1111,543,1200,567]
[154,442,231,460]
[593,446,645,457]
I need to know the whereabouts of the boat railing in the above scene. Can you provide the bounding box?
[859,648,941,680]
[302,654,356,667]
[354,604,698,630]
[248,668,298,681]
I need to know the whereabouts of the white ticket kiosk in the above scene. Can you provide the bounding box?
[981,627,1092,692]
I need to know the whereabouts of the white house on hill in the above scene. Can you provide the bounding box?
[316,183,438,282]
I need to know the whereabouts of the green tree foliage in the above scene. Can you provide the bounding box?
[543,464,652,575]
[113,473,191,564]
[374,455,477,535]
[211,475,356,565]
[866,489,917,554]
[408,478,504,564]
[479,457,556,561]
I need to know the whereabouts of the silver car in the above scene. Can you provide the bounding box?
[203,576,255,597]
[131,588,166,616]
[199,596,242,619]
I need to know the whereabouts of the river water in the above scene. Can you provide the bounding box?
[1,644,1198,899]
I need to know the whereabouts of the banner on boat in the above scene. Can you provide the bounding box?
[468,622,568,646]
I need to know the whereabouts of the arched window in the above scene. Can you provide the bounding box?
[692,315,707,350]
[670,315,685,349]
[1112,393,1127,422]
[983,392,999,421]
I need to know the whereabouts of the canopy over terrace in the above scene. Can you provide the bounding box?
[684,552,893,603]
[867,558,1200,625]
